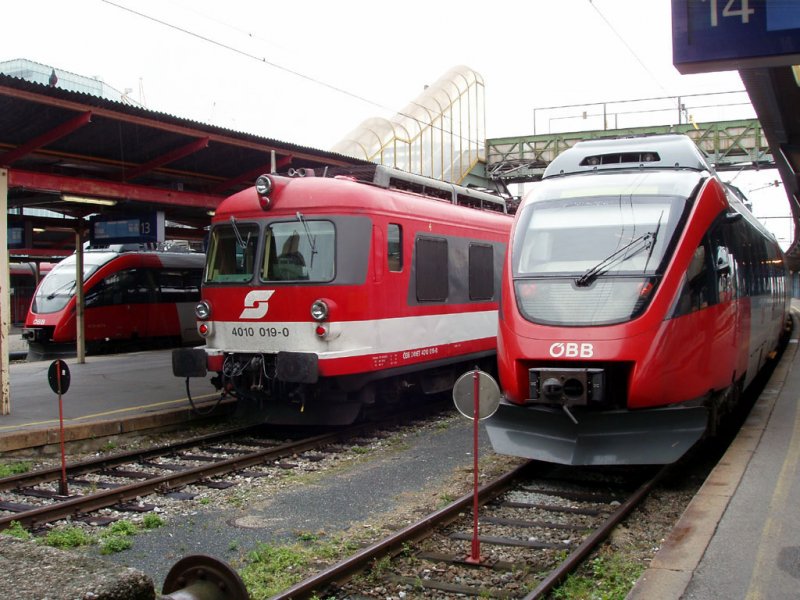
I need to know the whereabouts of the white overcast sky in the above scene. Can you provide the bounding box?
[0,0,793,245]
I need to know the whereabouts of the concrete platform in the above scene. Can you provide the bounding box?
[0,536,155,600]
[0,345,234,454]
[628,308,800,599]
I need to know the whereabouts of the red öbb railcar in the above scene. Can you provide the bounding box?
[23,248,204,360]
[173,166,513,424]
[485,134,790,465]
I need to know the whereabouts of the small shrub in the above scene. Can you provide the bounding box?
[105,520,138,537]
[100,535,133,554]
[142,513,164,529]
[2,521,31,540]
[42,526,93,549]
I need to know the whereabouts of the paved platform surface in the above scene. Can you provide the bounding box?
[0,337,231,453]
[628,307,800,599]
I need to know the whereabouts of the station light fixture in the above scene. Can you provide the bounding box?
[61,194,117,206]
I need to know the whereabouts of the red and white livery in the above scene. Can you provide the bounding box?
[173,166,513,424]
[485,134,790,465]
[23,247,204,360]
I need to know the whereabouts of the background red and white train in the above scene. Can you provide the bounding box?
[10,261,53,325]
[23,246,205,360]
[173,166,513,424]
[484,134,791,465]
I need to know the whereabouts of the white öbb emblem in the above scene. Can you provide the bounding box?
[549,342,594,358]
[239,290,275,319]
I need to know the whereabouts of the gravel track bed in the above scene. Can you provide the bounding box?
[1,411,710,597]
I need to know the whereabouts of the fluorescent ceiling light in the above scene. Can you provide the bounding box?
[61,194,117,206]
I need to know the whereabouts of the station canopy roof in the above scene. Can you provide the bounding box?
[0,71,369,257]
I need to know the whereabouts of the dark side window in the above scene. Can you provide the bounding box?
[416,237,448,301]
[85,268,154,307]
[388,224,402,272]
[469,243,494,300]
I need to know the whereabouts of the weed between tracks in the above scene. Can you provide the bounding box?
[0,461,31,477]
[2,514,166,556]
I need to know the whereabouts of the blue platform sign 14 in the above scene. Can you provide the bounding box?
[90,211,165,245]
[672,0,800,74]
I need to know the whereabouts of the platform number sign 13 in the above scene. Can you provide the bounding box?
[704,0,755,26]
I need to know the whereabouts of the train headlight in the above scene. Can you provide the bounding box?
[255,174,273,210]
[311,299,329,322]
[195,300,212,320]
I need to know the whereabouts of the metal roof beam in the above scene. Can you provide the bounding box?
[8,169,222,210]
[0,111,92,166]
[123,137,210,181]
[0,84,355,166]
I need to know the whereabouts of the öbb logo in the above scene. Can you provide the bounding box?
[239,290,275,319]
[549,342,594,358]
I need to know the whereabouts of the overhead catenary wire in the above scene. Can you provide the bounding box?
[101,0,485,150]
[588,0,669,95]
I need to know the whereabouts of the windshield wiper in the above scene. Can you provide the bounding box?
[575,231,655,287]
[641,211,664,275]
[296,211,317,269]
[46,280,77,300]
[230,216,250,250]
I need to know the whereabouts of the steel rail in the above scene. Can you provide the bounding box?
[269,461,534,600]
[0,427,366,531]
[522,464,670,599]
[269,462,668,600]
[0,423,266,492]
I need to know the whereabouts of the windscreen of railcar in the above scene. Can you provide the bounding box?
[30,253,115,314]
[512,172,696,326]
[205,219,335,284]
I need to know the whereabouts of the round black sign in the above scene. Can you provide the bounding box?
[47,360,71,395]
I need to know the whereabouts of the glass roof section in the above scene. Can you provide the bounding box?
[331,65,485,184]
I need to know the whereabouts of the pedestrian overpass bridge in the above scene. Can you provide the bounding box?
[485,118,771,183]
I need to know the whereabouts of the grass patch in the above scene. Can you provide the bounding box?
[241,537,356,599]
[0,462,31,478]
[142,513,165,529]
[99,535,133,554]
[42,526,94,549]
[2,521,32,540]
[552,549,644,600]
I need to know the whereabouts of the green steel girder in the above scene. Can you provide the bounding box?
[486,119,771,183]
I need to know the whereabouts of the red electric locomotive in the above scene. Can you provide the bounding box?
[485,134,790,465]
[23,247,205,360]
[173,166,513,424]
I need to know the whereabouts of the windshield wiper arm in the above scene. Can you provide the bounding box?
[46,280,77,300]
[641,211,664,275]
[230,216,250,250]
[296,211,317,269]
[575,232,655,287]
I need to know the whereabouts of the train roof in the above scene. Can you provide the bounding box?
[214,166,514,225]
[53,248,205,270]
[543,134,715,179]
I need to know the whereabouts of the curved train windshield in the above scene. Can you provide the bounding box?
[514,195,681,278]
[205,219,335,284]
[31,253,113,314]
[511,180,690,326]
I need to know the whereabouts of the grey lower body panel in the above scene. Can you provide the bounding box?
[484,401,709,466]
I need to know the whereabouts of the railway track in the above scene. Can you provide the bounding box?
[0,419,412,533]
[271,461,668,599]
